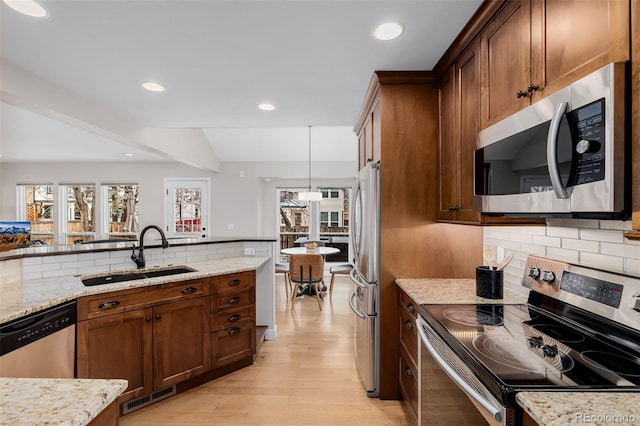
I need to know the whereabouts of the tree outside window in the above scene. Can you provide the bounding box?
[65,185,95,244]
[18,184,54,244]
[105,184,138,240]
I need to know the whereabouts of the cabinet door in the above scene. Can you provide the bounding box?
[456,38,482,222]
[481,0,532,127]
[531,0,630,101]
[153,297,211,389]
[437,67,459,221]
[77,308,153,402]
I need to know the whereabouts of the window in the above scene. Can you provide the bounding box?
[103,184,138,241]
[320,211,340,227]
[62,184,96,244]
[17,184,55,244]
[165,178,209,238]
[321,189,340,199]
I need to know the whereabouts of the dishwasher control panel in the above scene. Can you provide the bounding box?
[0,301,76,356]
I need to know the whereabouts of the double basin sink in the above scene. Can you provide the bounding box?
[81,266,197,286]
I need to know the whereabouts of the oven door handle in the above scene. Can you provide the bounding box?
[417,317,502,422]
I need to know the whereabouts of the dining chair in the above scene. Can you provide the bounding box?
[289,253,325,310]
[275,262,292,300]
[329,263,353,300]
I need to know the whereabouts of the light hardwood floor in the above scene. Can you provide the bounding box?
[120,276,411,426]
[120,274,412,425]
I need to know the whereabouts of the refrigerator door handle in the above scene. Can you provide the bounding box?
[350,268,367,289]
[351,180,363,265]
[349,291,367,319]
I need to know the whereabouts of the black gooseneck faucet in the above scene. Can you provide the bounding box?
[131,225,170,269]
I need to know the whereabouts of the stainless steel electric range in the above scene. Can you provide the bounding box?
[417,256,640,426]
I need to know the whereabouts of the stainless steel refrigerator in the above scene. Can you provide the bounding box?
[348,162,380,397]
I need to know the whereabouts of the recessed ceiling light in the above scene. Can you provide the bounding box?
[2,0,48,18]
[258,103,276,111]
[123,153,134,157]
[142,81,166,92]
[373,22,404,41]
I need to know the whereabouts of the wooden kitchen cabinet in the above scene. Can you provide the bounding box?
[210,271,256,368]
[357,102,381,170]
[438,38,482,223]
[480,0,630,128]
[398,289,419,422]
[77,278,211,406]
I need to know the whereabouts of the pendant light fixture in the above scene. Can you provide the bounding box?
[298,126,323,201]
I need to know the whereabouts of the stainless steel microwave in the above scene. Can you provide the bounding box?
[474,62,630,218]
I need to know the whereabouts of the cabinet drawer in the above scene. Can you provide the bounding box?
[399,290,418,319]
[78,278,210,320]
[399,305,418,366]
[212,287,255,311]
[211,271,254,294]
[211,320,256,368]
[212,305,255,331]
[399,346,418,420]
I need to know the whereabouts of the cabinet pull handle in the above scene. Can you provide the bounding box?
[404,366,413,378]
[407,303,415,313]
[181,286,197,294]
[98,300,120,309]
[516,89,528,98]
[228,327,242,335]
[405,320,413,330]
[228,279,241,287]
[228,314,241,323]
[155,314,161,320]
[228,296,242,304]
[145,316,151,322]
[527,83,539,93]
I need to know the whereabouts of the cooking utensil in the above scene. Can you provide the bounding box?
[496,252,514,271]
[483,248,496,270]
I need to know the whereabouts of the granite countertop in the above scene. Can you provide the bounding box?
[516,392,640,425]
[0,378,128,425]
[0,256,269,324]
[395,278,528,305]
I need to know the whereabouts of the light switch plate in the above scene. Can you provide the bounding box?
[243,248,255,256]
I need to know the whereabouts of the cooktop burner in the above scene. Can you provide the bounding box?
[443,306,504,327]
[580,351,640,378]
[530,324,585,343]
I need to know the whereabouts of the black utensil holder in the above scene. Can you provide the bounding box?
[476,266,503,299]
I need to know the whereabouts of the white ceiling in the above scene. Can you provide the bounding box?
[0,0,482,164]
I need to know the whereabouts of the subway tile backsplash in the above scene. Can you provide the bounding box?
[1,241,273,282]
[484,219,640,295]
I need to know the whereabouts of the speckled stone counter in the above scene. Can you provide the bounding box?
[395,278,528,305]
[0,256,269,324]
[0,378,128,425]
[517,392,640,425]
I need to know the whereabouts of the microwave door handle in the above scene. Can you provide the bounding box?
[547,101,570,199]
[417,317,502,422]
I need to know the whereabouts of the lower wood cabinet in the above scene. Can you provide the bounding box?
[398,289,419,423]
[211,271,256,368]
[77,278,212,406]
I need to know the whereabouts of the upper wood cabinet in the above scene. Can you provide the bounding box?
[480,0,630,128]
[356,100,381,170]
[438,38,482,223]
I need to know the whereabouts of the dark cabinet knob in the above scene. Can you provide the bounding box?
[516,90,528,98]
[407,303,415,313]
[155,314,161,320]
[145,316,151,322]
[405,320,413,330]
[404,366,413,377]
[527,83,539,93]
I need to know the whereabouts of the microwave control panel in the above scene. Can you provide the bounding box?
[572,98,605,186]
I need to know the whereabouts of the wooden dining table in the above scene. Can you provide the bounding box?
[280,246,339,256]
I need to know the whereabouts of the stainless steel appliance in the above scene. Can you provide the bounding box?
[418,256,640,425]
[349,161,380,397]
[474,62,630,218]
[0,301,76,378]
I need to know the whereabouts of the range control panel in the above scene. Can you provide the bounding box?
[560,271,623,308]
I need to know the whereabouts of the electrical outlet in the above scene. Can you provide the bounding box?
[243,248,255,256]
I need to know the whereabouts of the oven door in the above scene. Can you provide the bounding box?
[417,316,511,426]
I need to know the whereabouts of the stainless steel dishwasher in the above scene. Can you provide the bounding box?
[0,301,76,378]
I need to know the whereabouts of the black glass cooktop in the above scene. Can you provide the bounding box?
[420,303,640,393]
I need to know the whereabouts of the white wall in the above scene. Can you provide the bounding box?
[0,159,357,239]
[484,219,640,296]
